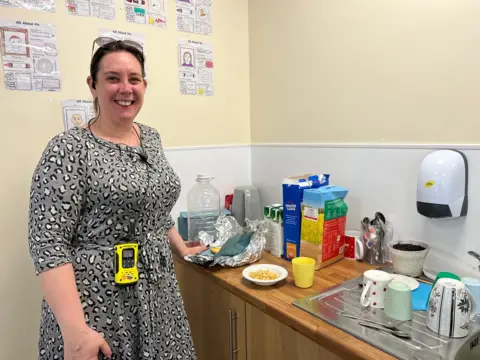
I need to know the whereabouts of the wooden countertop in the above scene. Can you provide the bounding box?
[175,252,398,360]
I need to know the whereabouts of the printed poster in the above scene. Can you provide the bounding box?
[124,0,167,28]
[0,0,55,12]
[98,28,147,76]
[176,0,212,35]
[62,99,95,131]
[66,0,115,20]
[178,39,213,96]
[99,28,145,49]
[0,20,61,92]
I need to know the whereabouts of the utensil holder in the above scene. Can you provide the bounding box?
[361,223,392,265]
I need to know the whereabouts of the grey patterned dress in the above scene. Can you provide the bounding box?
[28,124,196,360]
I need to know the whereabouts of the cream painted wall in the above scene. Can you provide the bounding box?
[0,1,250,358]
[247,0,480,292]
[1,1,250,147]
[249,0,480,144]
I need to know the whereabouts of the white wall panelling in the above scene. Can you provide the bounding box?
[251,144,480,271]
[166,143,480,272]
[164,145,251,221]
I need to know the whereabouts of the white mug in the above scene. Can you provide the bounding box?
[360,270,392,309]
[427,278,478,338]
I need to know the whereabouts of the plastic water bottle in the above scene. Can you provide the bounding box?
[187,174,221,247]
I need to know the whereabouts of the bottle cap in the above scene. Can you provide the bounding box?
[196,173,214,181]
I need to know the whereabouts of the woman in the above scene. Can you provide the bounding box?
[28,38,206,360]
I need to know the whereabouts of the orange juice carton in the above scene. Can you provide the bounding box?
[282,174,330,261]
[300,185,348,270]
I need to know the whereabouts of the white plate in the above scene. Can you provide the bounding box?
[390,274,419,291]
[242,264,288,286]
[422,267,438,281]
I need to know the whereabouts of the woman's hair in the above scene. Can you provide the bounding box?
[90,40,146,115]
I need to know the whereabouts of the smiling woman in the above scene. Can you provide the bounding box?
[86,39,147,145]
[27,38,206,360]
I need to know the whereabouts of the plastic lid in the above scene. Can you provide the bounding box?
[196,173,214,181]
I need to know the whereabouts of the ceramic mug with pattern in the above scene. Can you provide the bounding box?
[360,270,392,309]
[426,278,478,338]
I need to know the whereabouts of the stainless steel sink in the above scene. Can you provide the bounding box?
[293,268,480,360]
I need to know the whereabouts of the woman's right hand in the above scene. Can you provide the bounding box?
[63,325,112,360]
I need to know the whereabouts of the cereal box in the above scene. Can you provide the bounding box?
[300,186,348,270]
[282,174,330,261]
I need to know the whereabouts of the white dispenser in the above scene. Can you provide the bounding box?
[417,149,468,219]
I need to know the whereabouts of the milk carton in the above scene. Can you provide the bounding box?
[264,205,284,257]
[282,174,330,261]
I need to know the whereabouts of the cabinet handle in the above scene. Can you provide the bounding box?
[228,309,238,360]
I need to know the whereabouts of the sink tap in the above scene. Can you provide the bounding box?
[467,250,480,272]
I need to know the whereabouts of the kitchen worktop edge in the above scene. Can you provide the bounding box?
[173,252,397,360]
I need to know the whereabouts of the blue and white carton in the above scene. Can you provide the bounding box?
[282,174,330,261]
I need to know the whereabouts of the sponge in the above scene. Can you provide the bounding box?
[411,282,433,311]
[210,247,221,254]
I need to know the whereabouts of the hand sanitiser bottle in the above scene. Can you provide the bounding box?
[187,174,221,247]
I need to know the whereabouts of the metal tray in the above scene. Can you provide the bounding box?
[293,269,480,359]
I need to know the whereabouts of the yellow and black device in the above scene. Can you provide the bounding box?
[114,243,139,285]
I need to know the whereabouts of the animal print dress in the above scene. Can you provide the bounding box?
[28,124,196,359]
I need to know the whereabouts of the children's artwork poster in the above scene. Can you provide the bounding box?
[0,0,55,12]
[98,28,147,76]
[99,28,145,49]
[176,0,211,35]
[65,0,115,20]
[62,99,95,131]
[0,20,61,92]
[124,0,167,28]
[178,39,213,96]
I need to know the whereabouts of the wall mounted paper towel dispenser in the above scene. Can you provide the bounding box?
[417,149,468,219]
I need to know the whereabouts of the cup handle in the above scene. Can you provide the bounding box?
[466,287,478,320]
[360,281,372,307]
[355,239,364,260]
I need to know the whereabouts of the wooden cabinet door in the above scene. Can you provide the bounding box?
[174,259,246,360]
[246,304,343,360]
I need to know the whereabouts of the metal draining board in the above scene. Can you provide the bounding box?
[293,272,480,360]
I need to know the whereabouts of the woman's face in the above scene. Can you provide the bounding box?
[184,52,191,64]
[88,51,147,123]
